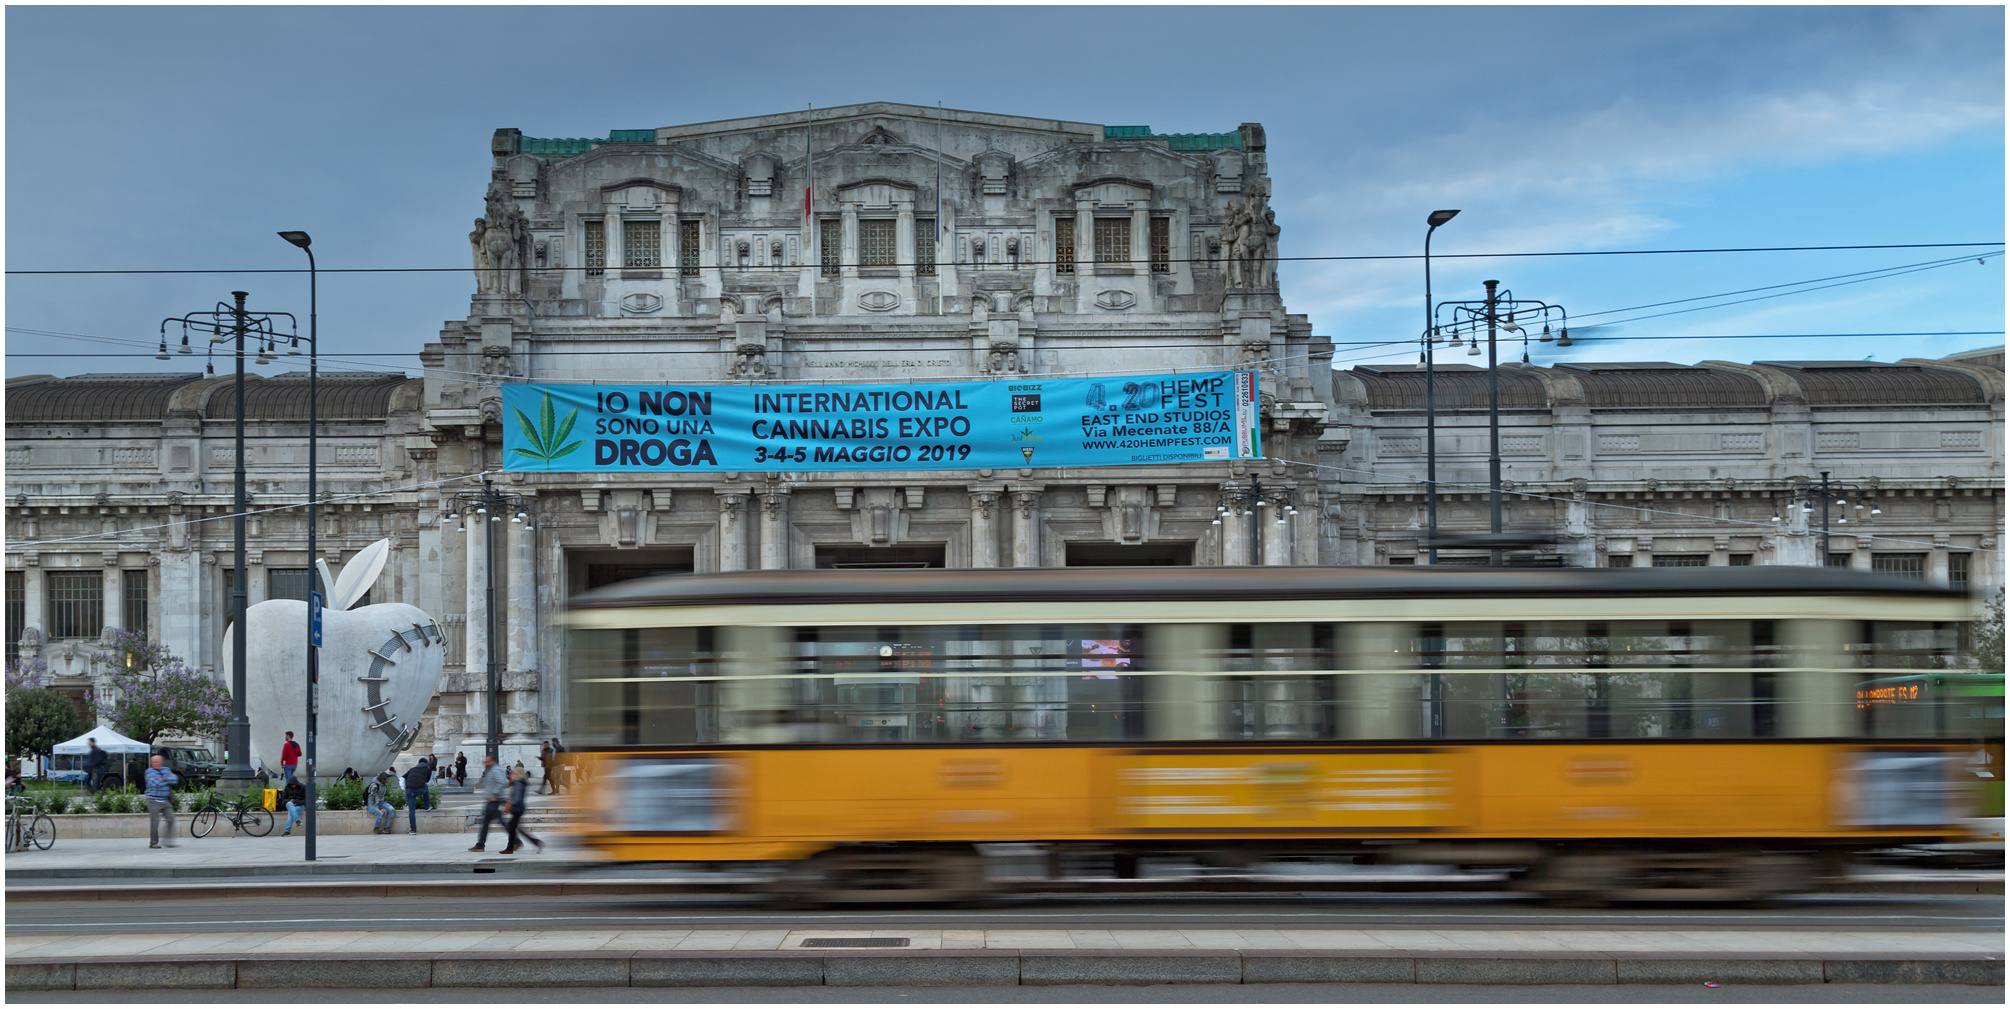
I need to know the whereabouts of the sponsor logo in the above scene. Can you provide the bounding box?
[1011,394,1042,413]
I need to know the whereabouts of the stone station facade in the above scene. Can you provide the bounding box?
[3,104,2002,765]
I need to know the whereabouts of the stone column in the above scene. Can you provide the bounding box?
[969,491,999,568]
[758,490,789,570]
[603,209,623,272]
[716,492,748,571]
[505,509,538,741]
[896,202,916,279]
[20,562,43,645]
[1130,204,1149,271]
[1219,494,1250,566]
[1259,500,1292,565]
[102,564,124,635]
[462,517,490,748]
[1010,491,1040,568]
[840,203,859,278]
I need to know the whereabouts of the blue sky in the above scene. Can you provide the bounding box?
[5,6,2001,379]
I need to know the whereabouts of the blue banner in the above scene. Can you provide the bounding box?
[501,371,1260,473]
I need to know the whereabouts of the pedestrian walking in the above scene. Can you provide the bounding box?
[280,731,302,785]
[365,770,396,834]
[538,741,557,795]
[279,776,307,836]
[403,757,433,834]
[500,766,544,855]
[82,738,106,794]
[454,752,468,787]
[142,754,179,848]
[467,754,508,851]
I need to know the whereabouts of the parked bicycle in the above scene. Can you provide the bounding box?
[189,791,274,838]
[6,796,55,851]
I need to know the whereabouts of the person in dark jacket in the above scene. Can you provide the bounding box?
[537,741,557,795]
[280,777,308,836]
[500,766,544,855]
[402,757,433,834]
[82,739,107,794]
[454,752,468,787]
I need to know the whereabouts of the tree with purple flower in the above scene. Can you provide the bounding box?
[89,630,229,745]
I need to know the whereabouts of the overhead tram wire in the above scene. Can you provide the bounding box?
[1564,252,2003,322]
[6,241,2003,276]
[10,328,2002,359]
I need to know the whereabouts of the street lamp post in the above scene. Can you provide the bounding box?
[1772,472,1877,565]
[1422,210,1459,566]
[446,480,533,759]
[1431,282,1568,565]
[277,231,318,861]
[1211,476,1298,564]
[161,295,296,792]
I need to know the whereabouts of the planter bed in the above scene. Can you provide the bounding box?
[36,810,467,839]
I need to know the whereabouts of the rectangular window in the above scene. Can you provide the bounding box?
[915,219,936,277]
[122,570,148,638]
[1054,217,1075,274]
[267,568,313,602]
[583,220,606,277]
[1388,557,1415,565]
[1872,553,1927,579]
[1828,553,1857,568]
[858,219,896,267]
[1149,216,1171,273]
[819,219,841,277]
[47,570,103,640]
[679,220,701,276]
[1729,554,1755,566]
[1094,217,1131,264]
[1651,554,1710,567]
[1606,555,1633,568]
[6,570,23,662]
[1949,552,1971,592]
[623,220,660,269]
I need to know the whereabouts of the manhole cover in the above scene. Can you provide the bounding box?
[801,938,909,948]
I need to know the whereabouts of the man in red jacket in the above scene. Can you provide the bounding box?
[280,731,302,785]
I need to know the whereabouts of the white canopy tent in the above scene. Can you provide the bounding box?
[50,725,151,755]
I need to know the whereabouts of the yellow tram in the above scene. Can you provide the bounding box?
[563,566,1988,900]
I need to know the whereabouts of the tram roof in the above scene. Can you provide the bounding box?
[568,565,1969,611]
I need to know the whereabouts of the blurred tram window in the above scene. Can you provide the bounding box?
[1406,620,1785,739]
[779,623,1148,742]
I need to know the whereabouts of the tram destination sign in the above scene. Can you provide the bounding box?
[501,370,1260,474]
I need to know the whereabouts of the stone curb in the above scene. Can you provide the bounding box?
[9,875,1998,899]
[7,950,2001,991]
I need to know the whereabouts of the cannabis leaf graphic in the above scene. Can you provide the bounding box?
[511,391,582,469]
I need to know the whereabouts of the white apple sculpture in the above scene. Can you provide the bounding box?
[226,539,446,779]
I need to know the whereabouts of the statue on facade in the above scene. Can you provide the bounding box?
[1254,198,1280,290]
[471,179,527,296]
[1218,199,1247,288]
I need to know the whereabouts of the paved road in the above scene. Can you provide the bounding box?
[7,891,2000,935]
[8,982,2002,1003]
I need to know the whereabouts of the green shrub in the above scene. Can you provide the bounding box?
[34,792,70,815]
[318,778,365,811]
[95,792,136,814]
[387,785,444,811]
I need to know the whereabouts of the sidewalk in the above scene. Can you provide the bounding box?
[4,825,597,878]
[11,925,2006,959]
[8,929,2002,991]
